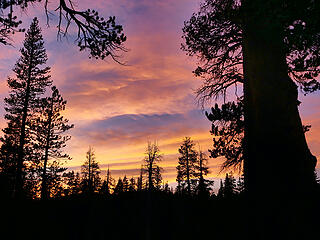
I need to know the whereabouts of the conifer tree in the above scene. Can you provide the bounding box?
[196,150,214,196]
[175,174,185,195]
[122,175,129,192]
[154,166,163,190]
[223,173,237,199]
[81,147,101,194]
[0,17,52,198]
[129,177,136,192]
[176,137,198,195]
[63,171,81,196]
[33,86,73,200]
[217,179,224,199]
[142,142,163,191]
[236,174,245,195]
[137,167,144,191]
[113,177,124,195]
[206,100,244,172]
[100,166,114,195]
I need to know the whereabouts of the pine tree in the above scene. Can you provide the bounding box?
[113,178,124,195]
[44,161,67,198]
[223,173,237,199]
[129,177,136,192]
[122,175,129,192]
[175,174,185,195]
[0,17,52,198]
[33,86,73,200]
[196,150,214,197]
[154,166,163,190]
[142,141,163,191]
[81,147,101,194]
[206,100,244,172]
[176,137,198,195]
[137,167,144,191]
[217,179,224,199]
[236,174,245,195]
[63,171,81,196]
[100,166,114,195]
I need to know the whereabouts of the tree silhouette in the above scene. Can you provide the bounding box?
[142,142,163,191]
[122,175,129,192]
[62,171,81,196]
[217,173,237,199]
[99,166,114,196]
[81,146,101,194]
[129,177,136,192]
[176,137,198,195]
[113,177,124,195]
[206,99,244,172]
[153,166,163,190]
[236,174,245,195]
[196,150,214,197]
[223,173,236,199]
[33,86,73,200]
[0,0,127,61]
[137,166,144,191]
[182,0,319,198]
[0,17,52,198]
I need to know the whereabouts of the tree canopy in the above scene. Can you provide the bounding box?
[182,0,320,105]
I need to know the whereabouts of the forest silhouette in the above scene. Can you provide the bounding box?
[0,1,320,240]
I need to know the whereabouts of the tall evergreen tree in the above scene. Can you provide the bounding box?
[0,17,51,198]
[81,147,101,194]
[176,137,198,195]
[142,142,163,191]
[196,150,214,196]
[217,179,224,199]
[33,86,73,200]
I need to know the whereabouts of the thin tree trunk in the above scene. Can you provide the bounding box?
[14,46,35,199]
[106,167,110,194]
[88,152,92,193]
[148,156,153,190]
[186,149,191,194]
[41,99,53,200]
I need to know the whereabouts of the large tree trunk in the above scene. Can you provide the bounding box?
[242,1,317,201]
[241,3,318,237]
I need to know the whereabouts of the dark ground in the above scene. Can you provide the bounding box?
[1,191,319,240]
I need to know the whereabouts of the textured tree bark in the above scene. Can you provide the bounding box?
[242,1,317,201]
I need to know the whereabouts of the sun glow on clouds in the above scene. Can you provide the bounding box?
[43,0,219,183]
[0,0,319,185]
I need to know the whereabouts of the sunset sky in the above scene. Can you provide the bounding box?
[0,0,319,187]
